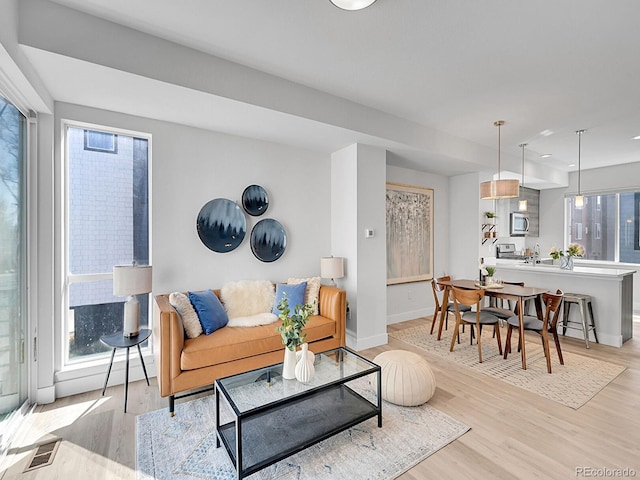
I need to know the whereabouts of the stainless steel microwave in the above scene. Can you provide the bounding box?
[510,212,530,236]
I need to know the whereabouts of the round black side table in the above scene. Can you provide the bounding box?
[100,328,151,413]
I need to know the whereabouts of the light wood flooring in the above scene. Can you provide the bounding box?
[2,317,639,480]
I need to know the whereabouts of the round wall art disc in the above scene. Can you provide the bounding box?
[196,198,246,253]
[250,218,286,262]
[242,184,269,216]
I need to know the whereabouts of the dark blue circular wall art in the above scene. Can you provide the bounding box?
[197,198,246,253]
[242,184,269,216]
[250,218,287,262]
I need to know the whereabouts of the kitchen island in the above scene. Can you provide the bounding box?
[495,262,635,347]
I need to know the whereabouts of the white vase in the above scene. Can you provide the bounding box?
[282,347,297,380]
[295,343,315,383]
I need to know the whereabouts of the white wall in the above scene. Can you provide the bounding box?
[386,165,449,324]
[331,144,387,350]
[51,102,332,397]
[449,172,483,279]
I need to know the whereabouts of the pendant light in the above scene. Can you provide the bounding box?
[575,129,586,208]
[330,0,377,10]
[518,143,528,211]
[480,120,520,200]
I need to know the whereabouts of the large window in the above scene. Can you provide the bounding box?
[65,124,150,364]
[566,192,640,264]
[0,94,27,453]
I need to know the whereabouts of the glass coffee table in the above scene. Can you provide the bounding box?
[215,347,382,480]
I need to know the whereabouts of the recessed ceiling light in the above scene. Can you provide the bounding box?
[330,0,377,10]
[540,129,554,137]
[539,154,552,158]
[633,135,640,140]
[568,163,576,167]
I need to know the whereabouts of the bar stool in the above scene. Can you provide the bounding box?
[561,293,598,348]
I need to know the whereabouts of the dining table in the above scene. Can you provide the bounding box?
[436,279,549,370]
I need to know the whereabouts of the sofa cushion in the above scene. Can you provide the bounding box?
[169,292,203,339]
[287,277,321,315]
[220,280,275,318]
[227,312,279,327]
[181,315,336,371]
[188,290,229,335]
[272,282,307,316]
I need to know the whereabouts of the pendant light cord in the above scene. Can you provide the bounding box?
[494,120,505,180]
[576,129,585,195]
[519,143,527,188]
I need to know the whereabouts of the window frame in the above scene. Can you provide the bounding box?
[564,190,639,264]
[61,120,152,368]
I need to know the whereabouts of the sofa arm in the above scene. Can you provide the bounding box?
[153,294,185,397]
[318,285,347,347]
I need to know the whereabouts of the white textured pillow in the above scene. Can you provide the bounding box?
[227,312,279,327]
[287,277,321,315]
[169,292,203,338]
[220,280,275,319]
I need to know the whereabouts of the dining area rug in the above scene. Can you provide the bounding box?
[390,323,626,409]
[136,378,470,480]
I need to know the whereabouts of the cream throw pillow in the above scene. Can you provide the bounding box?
[287,277,321,315]
[220,280,275,319]
[169,292,203,338]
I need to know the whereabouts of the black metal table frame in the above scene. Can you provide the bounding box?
[100,328,151,412]
[214,347,382,480]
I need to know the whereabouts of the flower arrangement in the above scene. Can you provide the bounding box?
[275,295,314,351]
[485,266,496,277]
[549,243,585,260]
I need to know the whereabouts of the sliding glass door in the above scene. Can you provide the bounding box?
[0,94,27,449]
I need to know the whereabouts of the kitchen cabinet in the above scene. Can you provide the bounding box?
[495,187,540,237]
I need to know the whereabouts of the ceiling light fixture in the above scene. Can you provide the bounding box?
[480,120,520,200]
[330,0,377,10]
[518,143,528,212]
[633,135,640,140]
[575,129,586,209]
[540,153,552,158]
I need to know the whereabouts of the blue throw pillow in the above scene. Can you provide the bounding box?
[272,282,307,316]
[188,290,229,335]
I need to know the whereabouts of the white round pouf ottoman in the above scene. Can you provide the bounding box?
[373,350,436,406]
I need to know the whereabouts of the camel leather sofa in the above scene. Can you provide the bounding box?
[153,285,346,415]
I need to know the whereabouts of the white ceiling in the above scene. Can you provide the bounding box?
[23,0,640,179]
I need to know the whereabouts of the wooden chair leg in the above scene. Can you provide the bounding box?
[430,306,440,334]
[476,321,483,363]
[494,324,503,355]
[551,328,564,365]
[504,325,513,359]
[541,331,552,374]
[450,317,461,352]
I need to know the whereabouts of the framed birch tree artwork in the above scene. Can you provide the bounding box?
[386,183,434,285]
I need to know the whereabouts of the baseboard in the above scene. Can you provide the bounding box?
[36,386,55,404]
[387,308,430,325]
[54,360,157,399]
[346,332,388,351]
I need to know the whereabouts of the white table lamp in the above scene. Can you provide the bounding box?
[113,263,152,337]
[321,256,344,286]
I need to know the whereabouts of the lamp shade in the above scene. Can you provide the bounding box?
[480,179,520,200]
[113,265,152,296]
[330,0,376,10]
[320,257,344,279]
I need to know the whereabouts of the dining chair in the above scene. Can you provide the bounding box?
[430,276,470,336]
[503,290,564,374]
[449,286,502,363]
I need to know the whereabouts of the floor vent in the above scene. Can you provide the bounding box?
[23,440,60,472]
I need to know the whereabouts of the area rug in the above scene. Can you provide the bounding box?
[390,323,626,409]
[136,378,470,480]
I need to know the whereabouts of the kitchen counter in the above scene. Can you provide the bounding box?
[494,262,635,347]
